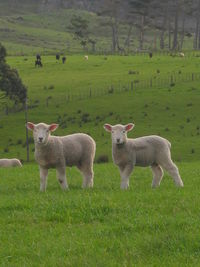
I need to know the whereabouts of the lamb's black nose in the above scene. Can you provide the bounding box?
[39,137,43,142]
[117,138,120,143]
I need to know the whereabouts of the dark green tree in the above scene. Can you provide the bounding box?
[0,43,27,104]
[70,15,89,50]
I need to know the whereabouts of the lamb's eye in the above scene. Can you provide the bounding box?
[111,130,114,133]
[122,130,126,133]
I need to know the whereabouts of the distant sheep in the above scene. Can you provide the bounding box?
[27,122,96,191]
[84,55,88,60]
[179,52,185,57]
[0,158,22,167]
[104,123,184,189]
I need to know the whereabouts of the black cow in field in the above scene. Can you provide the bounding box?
[36,54,41,61]
[35,59,43,67]
[149,52,153,58]
[62,56,66,64]
[56,54,60,60]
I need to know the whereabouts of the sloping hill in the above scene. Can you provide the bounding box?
[0,7,129,55]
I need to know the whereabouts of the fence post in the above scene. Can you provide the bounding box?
[192,73,194,81]
[89,88,92,98]
[150,78,152,88]
[24,98,29,162]
[170,75,173,85]
[131,81,133,91]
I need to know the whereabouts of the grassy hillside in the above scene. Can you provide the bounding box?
[0,5,194,55]
[0,162,200,266]
[0,54,200,162]
[0,9,129,55]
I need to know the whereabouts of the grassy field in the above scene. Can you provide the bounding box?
[0,54,200,162]
[1,53,200,266]
[0,162,200,266]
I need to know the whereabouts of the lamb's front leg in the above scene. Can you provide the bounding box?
[40,166,48,192]
[56,166,68,190]
[119,164,134,190]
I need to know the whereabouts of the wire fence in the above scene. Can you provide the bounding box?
[0,71,200,117]
[47,71,200,104]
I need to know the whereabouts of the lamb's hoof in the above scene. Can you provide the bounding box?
[176,182,184,187]
[40,189,46,192]
[151,184,160,189]
[62,186,69,191]
[120,184,129,190]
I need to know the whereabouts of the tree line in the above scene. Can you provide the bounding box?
[57,0,200,52]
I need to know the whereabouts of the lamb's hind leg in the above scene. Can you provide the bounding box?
[161,160,184,187]
[151,164,163,188]
[56,167,68,190]
[79,163,94,188]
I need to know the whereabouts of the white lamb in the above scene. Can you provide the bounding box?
[104,123,184,189]
[0,158,22,167]
[84,55,88,60]
[27,122,96,191]
[179,52,185,57]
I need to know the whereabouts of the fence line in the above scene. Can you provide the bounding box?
[1,71,200,117]
[55,71,200,104]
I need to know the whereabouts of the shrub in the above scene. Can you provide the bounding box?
[48,85,54,90]
[81,113,90,123]
[96,154,109,164]
[16,139,22,145]
[4,147,9,153]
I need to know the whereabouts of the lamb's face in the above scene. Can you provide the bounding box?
[111,125,127,145]
[104,123,135,145]
[26,122,59,145]
[33,124,50,145]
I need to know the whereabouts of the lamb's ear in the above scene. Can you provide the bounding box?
[26,122,35,131]
[49,124,59,132]
[125,123,135,132]
[104,124,112,132]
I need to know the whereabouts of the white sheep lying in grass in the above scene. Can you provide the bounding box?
[27,122,96,191]
[0,159,22,167]
[179,52,185,57]
[104,123,184,189]
[84,55,88,60]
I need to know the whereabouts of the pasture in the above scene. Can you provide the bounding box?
[0,53,200,266]
[0,54,200,161]
[0,162,200,266]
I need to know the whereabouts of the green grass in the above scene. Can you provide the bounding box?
[0,162,200,266]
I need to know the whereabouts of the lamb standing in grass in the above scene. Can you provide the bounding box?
[0,159,22,167]
[104,123,184,189]
[27,122,96,191]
